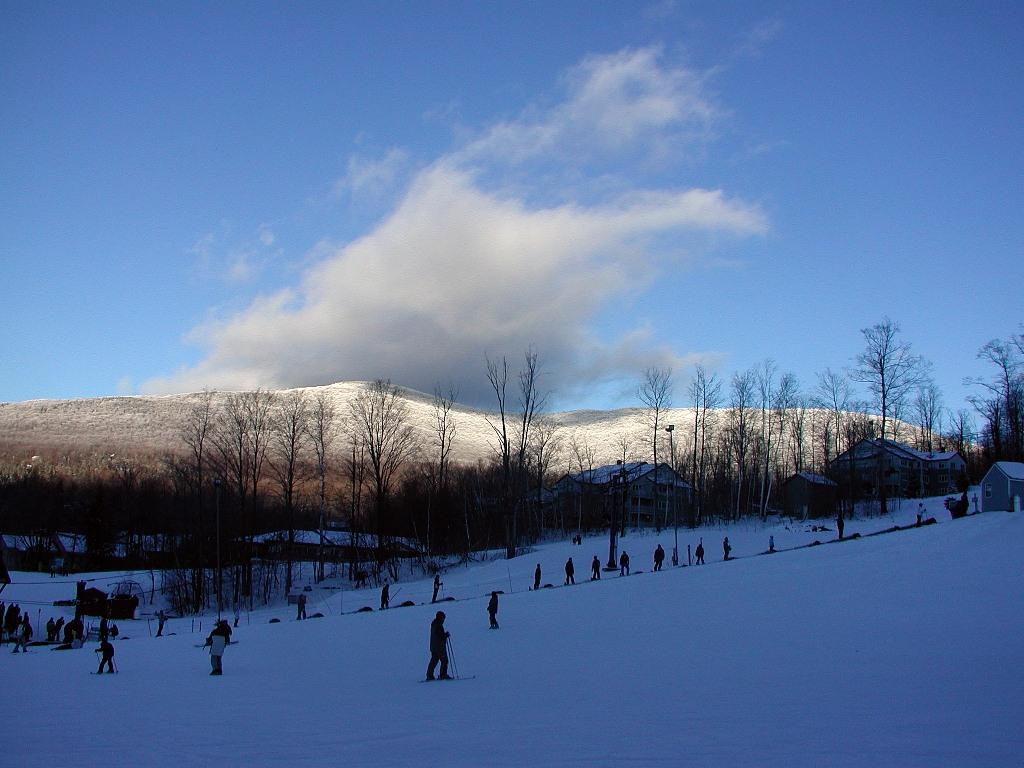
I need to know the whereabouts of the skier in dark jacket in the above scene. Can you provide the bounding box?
[426,611,450,680]
[619,551,630,576]
[206,619,232,675]
[487,592,499,629]
[837,512,845,540]
[432,574,442,603]
[564,557,575,585]
[296,593,307,620]
[695,538,705,564]
[723,536,732,561]
[99,615,109,641]
[654,544,665,571]
[95,638,115,673]
[54,616,65,641]
[46,617,56,642]
[533,564,541,591]
[590,556,601,580]
[380,582,390,610]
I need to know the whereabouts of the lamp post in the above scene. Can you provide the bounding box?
[607,461,625,570]
[213,478,222,620]
[665,425,677,565]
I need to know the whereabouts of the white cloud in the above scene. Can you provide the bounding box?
[145,47,767,405]
[457,47,716,170]
[332,148,411,203]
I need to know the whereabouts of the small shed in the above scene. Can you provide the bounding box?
[783,472,838,519]
[980,462,1024,513]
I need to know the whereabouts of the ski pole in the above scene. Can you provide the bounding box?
[446,635,459,679]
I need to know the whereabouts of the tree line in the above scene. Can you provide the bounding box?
[1,319,1020,613]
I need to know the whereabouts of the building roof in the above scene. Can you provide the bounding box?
[786,472,838,487]
[834,438,963,465]
[990,461,1024,481]
[564,461,691,489]
[252,529,420,552]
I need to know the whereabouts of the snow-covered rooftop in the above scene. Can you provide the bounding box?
[992,461,1024,481]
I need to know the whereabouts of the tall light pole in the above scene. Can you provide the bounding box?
[607,461,625,570]
[665,425,677,566]
[213,477,222,620]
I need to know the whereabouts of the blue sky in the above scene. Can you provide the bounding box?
[1,1,1021,415]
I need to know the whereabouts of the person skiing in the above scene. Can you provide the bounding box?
[205,619,232,675]
[46,617,56,642]
[837,511,845,540]
[54,616,64,642]
[695,538,705,565]
[296,593,307,621]
[533,564,541,591]
[156,610,167,636]
[564,557,575,585]
[95,638,115,673]
[916,502,925,527]
[12,614,31,653]
[619,551,630,576]
[426,611,451,680]
[769,535,776,553]
[590,555,601,580]
[723,536,732,561]
[99,615,109,642]
[380,582,390,610]
[487,591,499,629]
[432,574,442,603]
[654,544,665,571]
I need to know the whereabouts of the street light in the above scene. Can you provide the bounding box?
[213,478,222,620]
[665,425,677,566]
[607,461,626,570]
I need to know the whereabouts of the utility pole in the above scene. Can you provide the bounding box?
[214,478,222,621]
[607,461,626,570]
[665,425,677,565]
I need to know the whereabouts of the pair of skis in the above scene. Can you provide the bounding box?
[419,675,475,682]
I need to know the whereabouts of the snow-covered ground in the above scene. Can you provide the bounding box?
[4,497,1022,767]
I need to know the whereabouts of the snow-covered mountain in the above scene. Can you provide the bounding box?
[0,382,689,467]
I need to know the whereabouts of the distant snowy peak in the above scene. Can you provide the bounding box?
[0,380,882,468]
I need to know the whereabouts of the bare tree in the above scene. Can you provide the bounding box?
[486,350,547,558]
[814,369,852,465]
[180,389,216,611]
[688,365,721,525]
[756,360,778,519]
[969,336,1024,461]
[529,416,561,537]
[765,372,800,514]
[568,430,597,532]
[350,379,419,573]
[213,393,249,607]
[427,384,459,557]
[913,378,943,453]
[242,389,276,602]
[638,366,673,530]
[307,390,340,582]
[727,369,756,520]
[851,318,927,515]
[269,389,310,593]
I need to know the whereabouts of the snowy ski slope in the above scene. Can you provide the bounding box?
[3,499,1022,767]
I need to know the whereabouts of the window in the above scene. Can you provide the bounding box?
[985,483,992,499]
